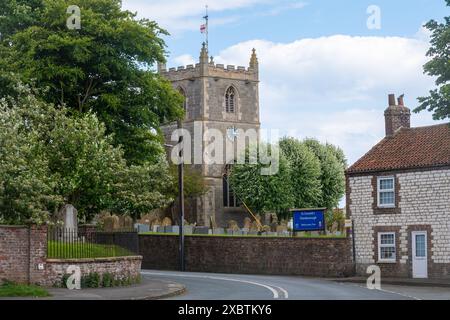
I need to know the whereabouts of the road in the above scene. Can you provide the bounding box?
[141,270,450,300]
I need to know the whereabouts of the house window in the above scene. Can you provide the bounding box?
[225,87,236,113]
[378,232,396,262]
[377,176,395,207]
[222,166,240,208]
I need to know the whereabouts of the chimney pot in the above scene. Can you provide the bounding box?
[388,94,396,106]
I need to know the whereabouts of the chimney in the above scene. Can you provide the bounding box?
[384,93,411,136]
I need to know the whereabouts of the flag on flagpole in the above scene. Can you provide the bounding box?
[200,24,206,33]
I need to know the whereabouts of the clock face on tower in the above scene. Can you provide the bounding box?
[227,126,239,141]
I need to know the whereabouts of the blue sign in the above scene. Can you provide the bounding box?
[292,209,325,231]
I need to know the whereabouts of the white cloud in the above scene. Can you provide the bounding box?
[213,32,444,165]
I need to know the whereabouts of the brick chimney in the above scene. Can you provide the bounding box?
[384,93,411,136]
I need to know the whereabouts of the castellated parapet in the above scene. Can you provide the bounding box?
[158,43,259,83]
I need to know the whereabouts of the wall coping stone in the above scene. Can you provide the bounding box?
[46,255,143,264]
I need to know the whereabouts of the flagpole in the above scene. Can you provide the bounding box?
[204,5,209,50]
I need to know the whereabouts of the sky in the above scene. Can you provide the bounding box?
[122,0,449,166]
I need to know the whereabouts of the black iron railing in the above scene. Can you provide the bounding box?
[47,227,139,259]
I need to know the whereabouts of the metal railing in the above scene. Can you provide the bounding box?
[47,227,139,259]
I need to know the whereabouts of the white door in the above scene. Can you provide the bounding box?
[412,231,428,278]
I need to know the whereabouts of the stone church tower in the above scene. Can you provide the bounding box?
[160,43,261,227]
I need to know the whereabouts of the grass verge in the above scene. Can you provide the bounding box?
[0,282,50,298]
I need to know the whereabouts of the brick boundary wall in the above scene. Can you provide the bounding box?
[0,225,142,286]
[139,235,355,277]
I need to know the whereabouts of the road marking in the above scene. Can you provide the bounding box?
[353,284,422,300]
[141,271,288,299]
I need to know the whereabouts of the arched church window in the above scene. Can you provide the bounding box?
[223,164,241,208]
[225,86,236,113]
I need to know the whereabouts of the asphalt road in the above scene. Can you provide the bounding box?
[141,270,450,300]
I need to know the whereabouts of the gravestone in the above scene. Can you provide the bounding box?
[58,204,78,238]
[184,226,194,235]
[162,217,172,227]
[213,228,225,235]
[227,220,240,231]
[194,226,210,234]
[103,215,120,232]
[134,223,150,233]
[243,217,252,230]
[165,225,180,234]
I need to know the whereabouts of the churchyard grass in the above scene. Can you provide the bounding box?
[0,282,50,297]
[47,241,135,259]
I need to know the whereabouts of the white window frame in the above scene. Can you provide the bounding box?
[378,232,397,263]
[377,176,395,208]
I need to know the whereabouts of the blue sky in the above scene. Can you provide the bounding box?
[123,0,449,166]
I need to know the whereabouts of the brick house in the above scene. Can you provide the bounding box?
[346,94,450,279]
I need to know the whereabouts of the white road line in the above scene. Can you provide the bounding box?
[141,271,288,299]
[354,284,422,300]
[271,284,289,299]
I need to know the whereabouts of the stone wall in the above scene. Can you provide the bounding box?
[0,225,142,286]
[42,256,142,287]
[348,167,450,278]
[139,235,354,277]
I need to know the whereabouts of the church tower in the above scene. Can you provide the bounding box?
[160,44,261,227]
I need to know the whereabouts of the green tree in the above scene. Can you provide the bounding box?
[303,138,346,210]
[279,137,322,209]
[229,144,294,218]
[0,0,184,164]
[414,0,450,121]
[0,84,174,223]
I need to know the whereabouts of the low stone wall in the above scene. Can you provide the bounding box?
[0,225,142,286]
[42,256,142,287]
[139,235,354,277]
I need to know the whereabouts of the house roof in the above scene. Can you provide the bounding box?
[347,123,450,174]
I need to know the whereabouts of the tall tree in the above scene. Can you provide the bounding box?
[279,137,322,209]
[0,0,184,164]
[0,84,174,224]
[303,138,346,210]
[414,0,450,121]
[229,144,294,218]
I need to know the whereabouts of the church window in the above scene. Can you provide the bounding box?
[225,87,236,113]
[223,165,241,208]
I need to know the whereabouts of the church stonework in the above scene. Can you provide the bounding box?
[160,44,261,227]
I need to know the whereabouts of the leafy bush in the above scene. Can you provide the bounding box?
[102,273,114,288]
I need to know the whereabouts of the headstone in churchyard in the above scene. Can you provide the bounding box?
[243,217,252,230]
[184,226,194,235]
[331,221,339,233]
[270,223,278,232]
[276,225,288,233]
[194,226,209,234]
[165,225,180,234]
[120,216,133,231]
[249,221,260,232]
[213,228,225,235]
[162,217,172,227]
[58,204,78,238]
[227,220,240,231]
[134,223,150,233]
